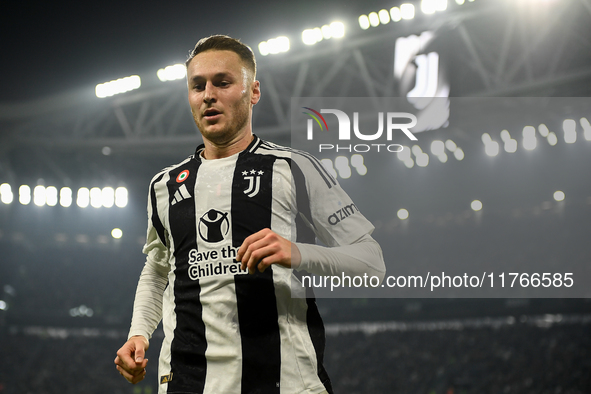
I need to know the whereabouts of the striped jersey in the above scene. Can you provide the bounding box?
[140,135,375,394]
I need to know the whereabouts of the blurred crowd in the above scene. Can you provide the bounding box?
[0,316,589,394]
[325,317,591,394]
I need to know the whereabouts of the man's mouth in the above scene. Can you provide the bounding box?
[203,108,222,119]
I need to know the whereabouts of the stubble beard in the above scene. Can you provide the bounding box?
[192,96,251,147]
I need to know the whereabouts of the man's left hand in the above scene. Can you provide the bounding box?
[237,228,301,274]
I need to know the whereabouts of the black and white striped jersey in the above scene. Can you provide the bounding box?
[134,135,377,394]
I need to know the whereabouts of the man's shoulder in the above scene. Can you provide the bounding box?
[253,138,336,187]
[253,138,319,164]
[148,156,194,186]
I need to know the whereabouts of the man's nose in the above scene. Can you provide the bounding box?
[203,82,216,103]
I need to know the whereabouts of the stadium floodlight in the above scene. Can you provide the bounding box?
[267,37,282,54]
[471,200,482,211]
[115,187,128,208]
[46,186,58,207]
[500,131,517,153]
[275,36,290,52]
[404,158,415,168]
[90,187,102,208]
[330,22,345,38]
[500,129,511,142]
[312,28,323,42]
[351,154,368,175]
[562,119,577,144]
[335,156,352,179]
[481,133,492,145]
[454,148,465,161]
[485,141,499,157]
[437,152,448,163]
[553,190,565,202]
[430,140,445,156]
[54,233,67,243]
[0,300,6,310]
[111,228,123,239]
[60,187,72,207]
[504,139,518,153]
[302,28,323,46]
[547,132,558,146]
[411,145,423,157]
[538,124,549,138]
[400,3,416,20]
[580,117,591,141]
[33,185,46,207]
[95,75,141,98]
[102,187,115,208]
[397,208,409,220]
[378,9,391,24]
[77,188,90,208]
[0,183,13,204]
[398,146,411,161]
[321,25,332,39]
[438,0,448,11]
[445,139,457,151]
[76,234,89,244]
[369,12,380,27]
[157,64,186,82]
[456,0,465,4]
[258,41,270,56]
[522,125,536,146]
[390,7,402,22]
[260,36,290,55]
[19,185,31,205]
[70,304,94,317]
[416,153,430,167]
[422,0,437,14]
[522,126,537,151]
[359,15,370,30]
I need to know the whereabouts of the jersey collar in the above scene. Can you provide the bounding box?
[194,134,260,161]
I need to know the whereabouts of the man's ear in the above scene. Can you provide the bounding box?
[251,80,261,105]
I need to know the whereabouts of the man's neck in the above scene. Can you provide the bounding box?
[201,132,254,160]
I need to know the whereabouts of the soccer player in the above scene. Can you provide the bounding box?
[114,35,385,394]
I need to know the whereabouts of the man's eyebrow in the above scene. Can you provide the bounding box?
[190,72,232,82]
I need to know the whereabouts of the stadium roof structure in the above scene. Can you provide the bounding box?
[0,0,590,186]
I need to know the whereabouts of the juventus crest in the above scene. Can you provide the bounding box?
[242,169,263,198]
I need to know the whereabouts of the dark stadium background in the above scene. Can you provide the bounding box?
[1,1,590,393]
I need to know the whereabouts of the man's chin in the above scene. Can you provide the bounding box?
[200,128,235,144]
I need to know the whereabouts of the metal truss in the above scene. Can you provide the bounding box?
[1,0,590,184]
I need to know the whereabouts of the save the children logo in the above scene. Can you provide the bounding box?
[198,209,230,243]
[302,106,418,153]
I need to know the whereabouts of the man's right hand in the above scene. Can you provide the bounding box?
[114,335,150,384]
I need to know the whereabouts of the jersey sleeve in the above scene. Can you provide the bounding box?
[128,259,169,340]
[141,173,171,268]
[128,175,171,340]
[291,151,375,247]
[290,152,385,279]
